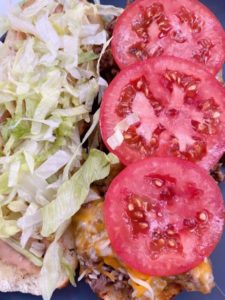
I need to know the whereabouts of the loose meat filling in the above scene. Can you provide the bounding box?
[73,201,214,300]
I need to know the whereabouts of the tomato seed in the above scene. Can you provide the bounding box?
[168,239,176,248]
[213,111,220,119]
[136,80,144,90]
[153,178,164,187]
[128,203,134,211]
[134,211,144,218]
[134,197,142,208]
[139,222,149,229]
[197,211,208,222]
[158,238,165,246]
[187,84,197,91]
[167,229,175,236]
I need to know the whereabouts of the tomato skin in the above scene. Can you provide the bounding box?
[112,0,225,75]
[104,157,225,276]
[100,56,225,169]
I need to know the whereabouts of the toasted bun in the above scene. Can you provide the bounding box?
[0,261,41,295]
[0,227,77,295]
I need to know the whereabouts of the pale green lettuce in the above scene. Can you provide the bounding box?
[41,149,112,236]
[40,241,62,300]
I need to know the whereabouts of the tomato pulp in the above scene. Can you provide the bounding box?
[112,0,225,75]
[100,57,225,169]
[104,157,224,276]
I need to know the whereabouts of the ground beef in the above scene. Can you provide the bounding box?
[210,153,225,183]
[95,18,120,83]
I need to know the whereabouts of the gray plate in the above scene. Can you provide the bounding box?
[0,0,224,299]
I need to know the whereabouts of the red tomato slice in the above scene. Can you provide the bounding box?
[100,56,225,169]
[112,0,225,74]
[104,157,224,276]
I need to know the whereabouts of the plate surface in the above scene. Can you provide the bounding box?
[0,0,225,299]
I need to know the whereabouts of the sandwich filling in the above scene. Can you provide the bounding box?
[73,200,214,300]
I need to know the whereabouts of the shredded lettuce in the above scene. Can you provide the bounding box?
[62,258,76,287]
[40,241,62,300]
[0,209,20,238]
[35,150,71,179]
[40,220,73,300]
[8,199,27,213]
[107,113,140,150]
[41,149,112,236]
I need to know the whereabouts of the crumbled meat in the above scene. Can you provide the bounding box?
[211,163,224,182]
[79,254,132,299]
[210,153,225,182]
[73,201,215,300]
[78,120,89,137]
[95,18,120,83]
[106,18,117,37]
[87,271,131,292]
[159,284,182,300]
[99,47,120,83]
[93,163,124,196]
[87,273,132,300]
[87,274,109,292]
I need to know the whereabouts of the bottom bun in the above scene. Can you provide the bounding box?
[0,227,77,296]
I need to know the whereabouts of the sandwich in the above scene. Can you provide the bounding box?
[0,0,224,300]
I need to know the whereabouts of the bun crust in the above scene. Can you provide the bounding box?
[0,228,77,295]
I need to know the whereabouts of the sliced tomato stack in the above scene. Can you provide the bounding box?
[100,0,225,278]
[100,56,225,169]
[111,0,225,74]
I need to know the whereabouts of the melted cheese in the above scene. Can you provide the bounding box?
[192,260,212,278]
[190,259,214,293]
[103,257,155,298]
[73,201,214,299]
[130,280,150,298]
[103,256,123,270]
[128,271,154,299]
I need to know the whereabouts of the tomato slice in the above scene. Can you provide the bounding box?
[100,56,225,169]
[112,0,225,74]
[104,157,224,276]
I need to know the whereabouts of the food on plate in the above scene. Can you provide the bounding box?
[0,0,224,299]
[111,0,225,74]
[104,157,224,276]
[100,56,225,168]
[73,200,215,300]
[0,0,122,299]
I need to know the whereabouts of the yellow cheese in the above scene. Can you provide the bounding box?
[130,280,148,298]
[127,267,152,282]
[190,259,214,293]
[103,256,123,270]
[192,260,212,278]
